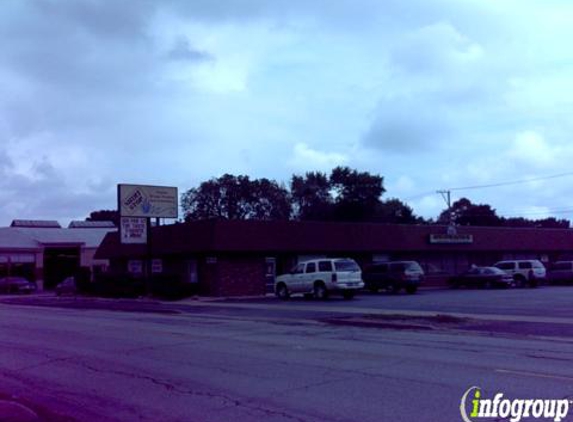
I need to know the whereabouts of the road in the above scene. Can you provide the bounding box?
[1,288,573,421]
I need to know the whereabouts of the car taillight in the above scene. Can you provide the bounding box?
[332,273,337,282]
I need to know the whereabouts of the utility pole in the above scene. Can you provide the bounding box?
[437,190,456,234]
[437,190,451,210]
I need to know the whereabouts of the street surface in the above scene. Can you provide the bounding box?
[1,287,573,421]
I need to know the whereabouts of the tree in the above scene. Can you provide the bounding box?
[438,197,571,228]
[329,166,386,221]
[290,171,333,221]
[374,198,425,224]
[438,198,501,227]
[181,174,291,221]
[503,216,570,229]
[86,210,119,227]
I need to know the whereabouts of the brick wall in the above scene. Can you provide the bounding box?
[213,256,266,297]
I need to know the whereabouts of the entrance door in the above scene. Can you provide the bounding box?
[264,258,276,294]
[43,247,80,289]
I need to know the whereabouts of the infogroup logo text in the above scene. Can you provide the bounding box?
[460,386,570,422]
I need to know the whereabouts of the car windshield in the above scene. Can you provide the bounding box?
[404,262,422,272]
[334,260,360,272]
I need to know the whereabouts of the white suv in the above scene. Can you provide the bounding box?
[493,260,546,288]
[275,258,364,300]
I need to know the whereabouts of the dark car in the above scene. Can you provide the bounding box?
[449,266,514,289]
[547,261,573,284]
[0,277,37,294]
[362,261,424,294]
[55,277,77,296]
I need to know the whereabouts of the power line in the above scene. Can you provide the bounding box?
[446,171,573,192]
[404,171,573,201]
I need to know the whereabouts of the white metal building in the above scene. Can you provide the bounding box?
[0,220,116,289]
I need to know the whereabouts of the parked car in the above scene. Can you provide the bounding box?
[55,276,77,296]
[493,260,546,287]
[362,261,424,294]
[275,258,364,300]
[0,277,37,294]
[547,261,573,284]
[449,266,514,289]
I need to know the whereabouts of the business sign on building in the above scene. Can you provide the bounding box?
[121,217,147,244]
[429,233,474,244]
[118,184,178,218]
[151,259,163,273]
[127,260,144,274]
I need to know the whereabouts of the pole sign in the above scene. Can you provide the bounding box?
[120,217,148,244]
[118,184,178,218]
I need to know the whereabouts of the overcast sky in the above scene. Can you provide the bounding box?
[2,0,573,226]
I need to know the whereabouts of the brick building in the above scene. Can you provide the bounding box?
[95,220,573,296]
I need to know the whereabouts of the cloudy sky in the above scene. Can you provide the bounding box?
[2,0,573,226]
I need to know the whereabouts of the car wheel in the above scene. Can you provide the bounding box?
[405,285,418,294]
[514,275,526,288]
[342,291,355,300]
[387,284,401,294]
[483,280,492,289]
[313,282,328,300]
[275,283,290,300]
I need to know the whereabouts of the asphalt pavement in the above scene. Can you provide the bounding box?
[1,286,573,421]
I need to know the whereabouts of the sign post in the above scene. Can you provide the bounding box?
[117,184,178,296]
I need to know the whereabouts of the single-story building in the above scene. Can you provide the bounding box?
[95,220,573,296]
[0,220,116,289]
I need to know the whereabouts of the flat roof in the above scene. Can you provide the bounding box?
[95,220,573,259]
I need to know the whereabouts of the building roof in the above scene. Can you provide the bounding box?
[10,219,61,228]
[0,226,116,250]
[0,228,41,250]
[68,220,116,229]
[95,220,573,259]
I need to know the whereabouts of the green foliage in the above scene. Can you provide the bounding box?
[330,167,386,221]
[182,174,291,221]
[437,197,570,228]
[290,171,332,220]
[182,167,429,223]
[374,198,424,224]
[86,209,119,226]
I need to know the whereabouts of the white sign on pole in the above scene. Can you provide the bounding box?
[118,184,178,218]
[121,217,148,244]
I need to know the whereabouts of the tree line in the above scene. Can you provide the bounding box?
[86,167,570,228]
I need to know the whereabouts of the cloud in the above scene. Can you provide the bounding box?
[362,96,451,153]
[391,21,484,74]
[289,143,347,171]
[1,0,573,226]
[508,131,558,168]
[167,37,213,62]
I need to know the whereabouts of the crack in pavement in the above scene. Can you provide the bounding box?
[66,359,321,422]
